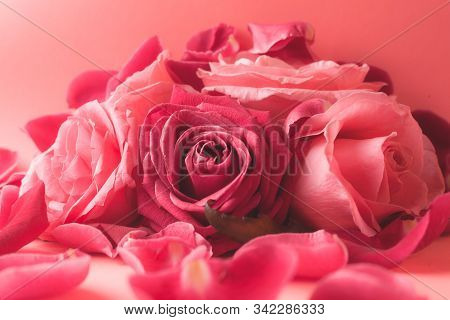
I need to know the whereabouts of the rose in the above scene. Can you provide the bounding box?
[138,87,292,252]
[198,55,385,116]
[289,92,445,235]
[20,52,174,236]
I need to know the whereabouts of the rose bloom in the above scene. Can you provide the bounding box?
[198,55,384,115]
[20,52,174,236]
[287,92,445,236]
[138,87,291,251]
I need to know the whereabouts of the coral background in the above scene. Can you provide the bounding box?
[1,0,450,299]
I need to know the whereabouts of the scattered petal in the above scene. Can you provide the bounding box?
[310,263,426,300]
[0,250,90,299]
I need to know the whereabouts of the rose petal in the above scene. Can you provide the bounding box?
[310,263,426,300]
[236,230,348,279]
[106,36,163,95]
[130,243,297,299]
[52,223,149,257]
[25,113,70,152]
[182,23,239,62]
[248,22,314,64]
[118,222,212,273]
[66,69,116,109]
[0,148,18,184]
[0,182,48,255]
[0,250,90,299]
[344,192,450,267]
[166,60,209,91]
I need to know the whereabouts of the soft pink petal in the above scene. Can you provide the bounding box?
[25,113,70,152]
[130,244,297,299]
[0,182,48,255]
[236,230,348,279]
[344,192,450,267]
[310,263,426,300]
[66,69,116,109]
[0,185,19,229]
[0,251,90,299]
[106,36,163,95]
[0,148,18,184]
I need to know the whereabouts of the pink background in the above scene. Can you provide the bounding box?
[2,0,450,299]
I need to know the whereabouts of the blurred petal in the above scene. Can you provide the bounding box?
[0,182,48,255]
[310,263,426,300]
[0,251,90,299]
[118,222,212,273]
[130,244,297,299]
[52,223,148,257]
[237,230,348,279]
[66,69,116,109]
[25,113,70,152]
[0,148,17,183]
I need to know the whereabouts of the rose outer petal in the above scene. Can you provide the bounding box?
[236,230,348,279]
[344,192,450,267]
[0,182,48,255]
[310,263,426,300]
[0,251,90,299]
[25,113,70,152]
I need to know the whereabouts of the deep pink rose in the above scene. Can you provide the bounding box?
[21,53,174,237]
[138,87,292,252]
[287,92,447,265]
[199,56,384,116]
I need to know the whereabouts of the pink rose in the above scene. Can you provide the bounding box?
[21,52,174,237]
[198,55,384,116]
[287,92,448,265]
[0,148,18,185]
[138,87,292,252]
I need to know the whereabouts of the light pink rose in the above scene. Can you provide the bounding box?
[198,55,384,116]
[21,52,174,237]
[287,92,448,265]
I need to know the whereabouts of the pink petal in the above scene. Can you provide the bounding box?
[0,148,18,184]
[310,263,426,300]
[236,230,348,279]
[0,250,90,299]
[0,185,19,229]
[248,22,314,64]
[344,192,450,267]
[130,243,297,299]
[182,23,239,62]
[25,113,70,152]
[106,36,163,95]
[52,223,148,257]
[0,182,48,255]
[118,222,212,273]
[66,69,116,109]
[165,59,209,91]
